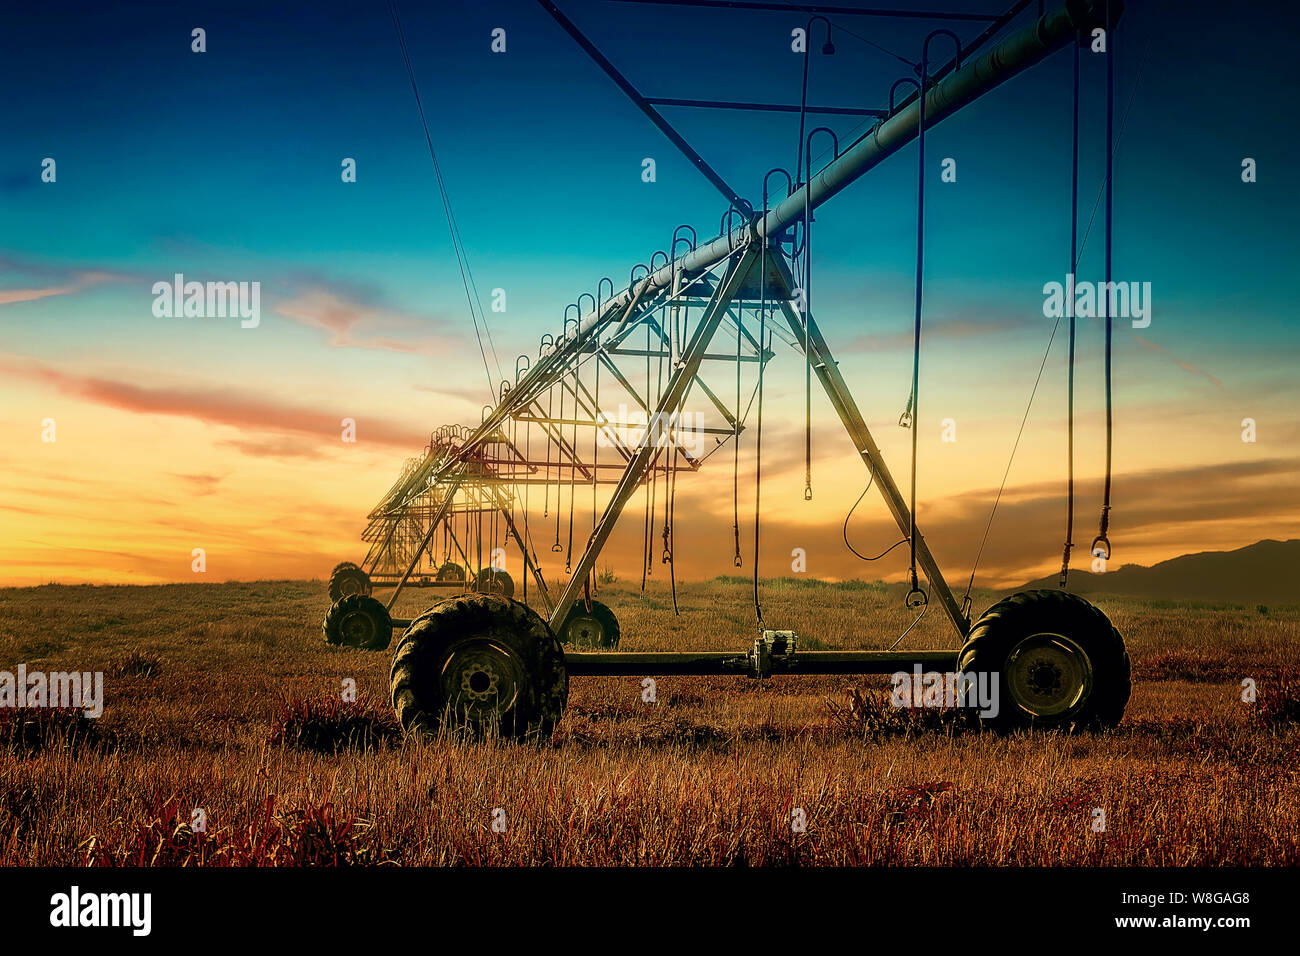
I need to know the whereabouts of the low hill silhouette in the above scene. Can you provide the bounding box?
[1016,539,1299,605]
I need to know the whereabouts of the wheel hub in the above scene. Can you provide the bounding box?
[566,614,602,646]
[461,661,500,699]
[340,609,375,645]
[1006,632,1092,719]
[440,640,522,726]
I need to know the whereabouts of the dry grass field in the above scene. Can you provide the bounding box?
[0,576,1296,866]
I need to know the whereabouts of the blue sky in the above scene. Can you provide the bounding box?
[2,0,1297,586]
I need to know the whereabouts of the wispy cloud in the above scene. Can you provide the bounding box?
[218,436,331,461]
[273,283,456,355]
[0,354,426,450]
[838,314,1030,354]
[171,472,224,494]
[1134,334,1224,388]
[0,270,116,306]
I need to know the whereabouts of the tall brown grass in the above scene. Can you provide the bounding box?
[0,578,1295,865]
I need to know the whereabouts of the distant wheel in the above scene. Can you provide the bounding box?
[329,564,371,602]
[390,594,567,739]
[331,561,360,576]
[957,589,1130,732]
[435,562,467,584]
[474,568,515,598]
[323,594,392,651]
[558,599,620,649]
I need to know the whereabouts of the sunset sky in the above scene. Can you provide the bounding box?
[2,0,1296,591]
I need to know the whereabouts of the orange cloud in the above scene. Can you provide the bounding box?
[0,270,115,305]
[0,355,427,450]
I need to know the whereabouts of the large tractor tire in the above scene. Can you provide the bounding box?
[435,562,467,584]
[389,594,567,740]
[957,589,1130,732]
[474,568,515,599]
[331,560,360,576]
[558,599,620,649]
[328,564,372,602]
[322,594,393,651]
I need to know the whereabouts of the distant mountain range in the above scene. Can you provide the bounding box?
[1016,539,1299,605]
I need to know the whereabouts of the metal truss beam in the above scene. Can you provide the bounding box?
[548,245,760,629]
[536,0,743,206]
[601,1,1002,21]
[645,97,886,118]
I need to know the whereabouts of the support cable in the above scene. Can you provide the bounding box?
[387,0,500,397]
[965,22,1146,601]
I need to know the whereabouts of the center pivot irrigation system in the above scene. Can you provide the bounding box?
[323,0,1133,738]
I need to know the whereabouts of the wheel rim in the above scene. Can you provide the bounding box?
[339,609,377,646]
[439,640,524,728]
[1006,632,1093,719]
[564,613,604,646]
[338,576,363,597]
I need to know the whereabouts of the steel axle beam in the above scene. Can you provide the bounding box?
[564,649,959,676]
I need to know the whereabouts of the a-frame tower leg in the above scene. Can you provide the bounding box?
[768,253,969,640]
[547,247,759,630]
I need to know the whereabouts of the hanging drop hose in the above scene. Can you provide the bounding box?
[649,312,666,582]
[963,22,1144,608]
[660,315,679,617]
[802,206,813,503]
[592,339,600,575]
[799,128,837,503]
[505,386,518,564]
[552,325,569,554]
[799,137,820,502]
[732,261,744,566]
[752,320,768,629]
[522,412,530,604]
[474,495,483,579]
[1060,40,1080,589]
[904,33,958,611]
[542,350,554,519]
[906,71,929,608]
[882,81,918,432]
[843,462,909,563]
[663,267,684,611]
[552,379,564,552]
[565,341,579,574]
[666,445,680,615]
[591,354,600,598]
[641,319,652,590]
[752,171,790,630]
[662,431,673,566]
[1091,9,1116,565]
